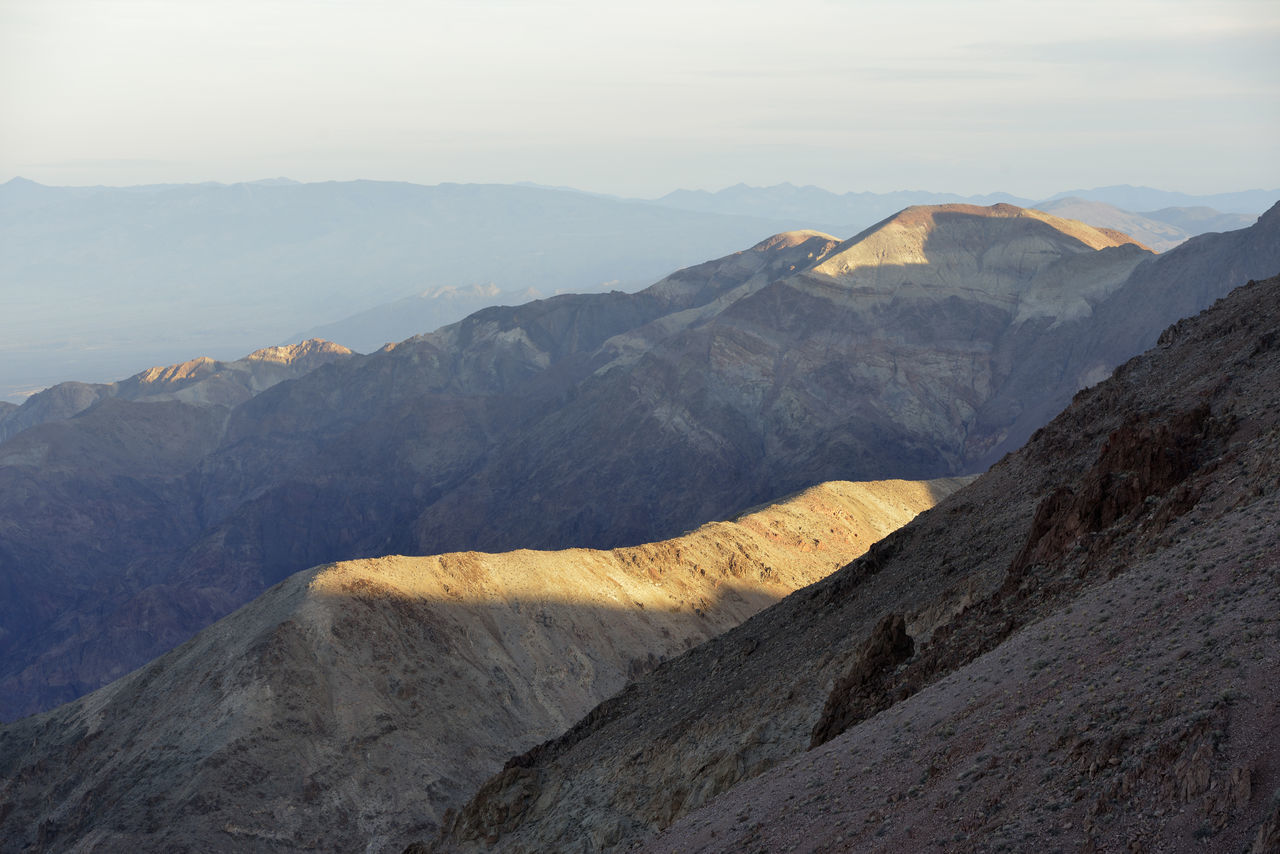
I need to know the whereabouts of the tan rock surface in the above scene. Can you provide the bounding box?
[0,477,963,853]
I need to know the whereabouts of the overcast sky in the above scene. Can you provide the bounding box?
[2,0,1277,197]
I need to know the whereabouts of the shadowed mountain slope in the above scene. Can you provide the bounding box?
[0,477,966,853]
[428,274,1280,853]
[1,203,1276,721]
[427,275,1280,854]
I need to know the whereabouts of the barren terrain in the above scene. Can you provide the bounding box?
[429,275,1280,852]
[0,477,962,852]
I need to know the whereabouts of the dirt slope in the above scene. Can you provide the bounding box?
[0,477,963,853]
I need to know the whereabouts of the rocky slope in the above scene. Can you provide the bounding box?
[426,274,1280,853]
[0,339,352,443]
[3,203,1277,721]
[0,477,965,853]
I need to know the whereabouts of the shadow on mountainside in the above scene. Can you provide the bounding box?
[0,578,842,854]
[421,274,1280,854]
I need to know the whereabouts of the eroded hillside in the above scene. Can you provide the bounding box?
[0,477,964,853]
[429,274,1280,852]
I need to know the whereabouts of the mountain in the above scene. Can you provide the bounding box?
[0,477,966,852]
[0,339,352,443]
[428,272,1280,853]
[0,229,852,720]
[2,203,1277,722]
[0,177,802,403]
[1042,184,1276,215]
[286,284,547,356]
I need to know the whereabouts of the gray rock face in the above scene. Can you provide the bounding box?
[1,203,1276,721]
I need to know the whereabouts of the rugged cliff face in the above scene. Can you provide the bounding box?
[427,274,1280,853]
[0,477,964,853]
[1,204,1275,721]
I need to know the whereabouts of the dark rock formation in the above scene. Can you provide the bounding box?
[808,612,913,748]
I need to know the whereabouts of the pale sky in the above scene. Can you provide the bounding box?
[1,0,1277,197]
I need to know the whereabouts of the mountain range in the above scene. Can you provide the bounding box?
[0,339,353,444]
[5,178,1271,405]
[1,201,1277,723]
[0,178,799,401]
[2,234,1276,851]
[300,194,1260,353]
[1031,198,1255,253]
[653,182,1273,237]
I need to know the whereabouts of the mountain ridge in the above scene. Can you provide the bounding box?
[428,272,1280,853]
[0,202,1275,721]
[0,477,966,852]
[0,339,353,443]
[0,178,808,402]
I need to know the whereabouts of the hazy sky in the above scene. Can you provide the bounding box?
[2,0,1277,197]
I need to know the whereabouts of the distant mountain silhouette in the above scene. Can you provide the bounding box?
[1041,183,1276,214]
[653,182,1032,233]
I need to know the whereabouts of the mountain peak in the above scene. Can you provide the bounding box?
[881,202,1145,250]
[244,338,352,365]
[807,202,1151,293]
[749,229,840,252]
